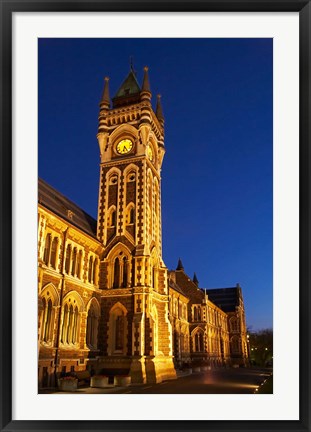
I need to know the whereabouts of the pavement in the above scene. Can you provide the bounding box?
[40,367,273,395]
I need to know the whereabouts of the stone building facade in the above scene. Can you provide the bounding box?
[38,67,249,388]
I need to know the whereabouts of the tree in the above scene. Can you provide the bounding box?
[248,328,273,367]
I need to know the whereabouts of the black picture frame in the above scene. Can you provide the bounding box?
[1,1,310,431]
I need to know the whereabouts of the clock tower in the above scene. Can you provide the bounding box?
[96,67,176,383]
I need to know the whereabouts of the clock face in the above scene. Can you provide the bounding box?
[147,146,153,161]
[116,139,133,155]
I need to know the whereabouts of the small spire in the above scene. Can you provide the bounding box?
[156,94,164,124]
[141,66,151,93]
[193,272,199,286]
[130,56,136,75]
[100,76,110,108]
[176,258,184,271]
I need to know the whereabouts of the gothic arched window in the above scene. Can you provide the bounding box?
[50,237,58,269]
[61,304,68,344]
[113,258,120,288]
[41,298,53,343]
[43,233,51,265]
[108,206,117,228]
[76,250,83,279]
[65,244,71,274]
[194,331,204,352]
[129,207,135,224]
[71,247,77,276]
[60,298,80,347]
[108,304,128,355]
[193,306,198,321]
[88,256,93,283]
[122,257,127,287]
[86,303,99,348]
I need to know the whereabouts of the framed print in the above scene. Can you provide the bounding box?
[1,1,310,431]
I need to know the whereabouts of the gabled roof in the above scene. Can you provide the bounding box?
[38,178,98,238]
[205,287,241,312]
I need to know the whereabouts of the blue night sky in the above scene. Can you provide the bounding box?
[38,38,273,331]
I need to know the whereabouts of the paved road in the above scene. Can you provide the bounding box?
[71,367,272,395]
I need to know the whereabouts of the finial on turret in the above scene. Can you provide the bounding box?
[176,258,184,271]
[193,272,199,286]
[130,56,136,75]
[156,94,164,124]
[141,66,151,93]
[100,76,110,109]
[140,66,152,102]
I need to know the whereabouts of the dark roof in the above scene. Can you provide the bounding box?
[112,70,141,108]
[205,287,241,312]
[174,270,204,304]
[38,178,97,238]
[168,278,187,297]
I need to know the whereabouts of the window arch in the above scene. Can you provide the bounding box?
[122,257,128,287]
[71,247,77,276]
[43,233,60,268]
[50,237,58,269]
[40,284,59,345]
[230,316,239,332]
[126,171,136,182]
[64,243,83,279]
[107,244,132,289]
[86,299,100,349]
[60,292,83,347]
[41,298,53,343]
[88,255,93,282]
[76,250,83,278]
[108,206,117,227]
[43,233,51,264]
[88,255,98,285]
[108,303,128,355]
[230,336,240,354]
[113,257,120,288]
[192,329,204,352]
[65,244,71,274]
[126,204,135,225]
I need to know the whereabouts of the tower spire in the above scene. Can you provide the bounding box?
[176,258,184,271]
[156,94,164,125]
[130,56,136,75]
[100,76,110,109]
[142,66,151,93]
[193,272,199,286]
[140,66,152,103]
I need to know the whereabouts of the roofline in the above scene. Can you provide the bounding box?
[38,203,101,245]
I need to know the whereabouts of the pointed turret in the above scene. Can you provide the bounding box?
[100,77,110,109]
[156,94,164,126]
[176,258,184,271]
[112,69,141,108]
[141,66,151,101]
[193,272,199,286]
